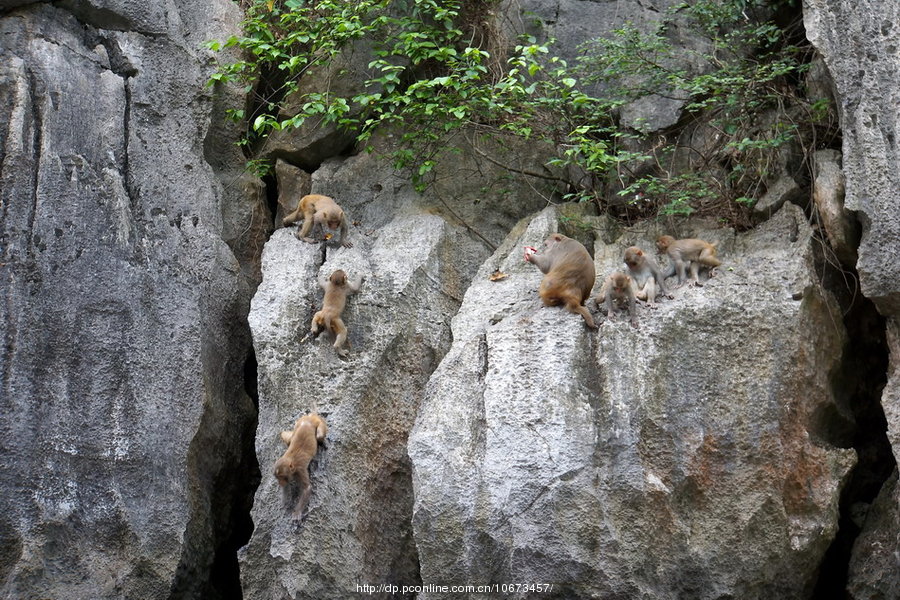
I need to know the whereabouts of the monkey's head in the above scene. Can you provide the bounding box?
[324,208,343,231]
[623,247,644,269]
[611,273,631,293]
[544,233,565,249]
[656,236,674,254]
[329,270,347,286]
[274,459,294,486]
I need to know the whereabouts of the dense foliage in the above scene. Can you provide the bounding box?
[208,0,835,225]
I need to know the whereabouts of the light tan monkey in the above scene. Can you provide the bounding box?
[311,269,363,357]
[656,235,722,287]
[283,194,352,247]
[595,271,638,328]
[274,413,328,520]
[623,246,670,306]
[524,233,597,329]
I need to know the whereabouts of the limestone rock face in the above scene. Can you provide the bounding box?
[408,204,855,599]
[0,2,263,599]
[803,0,900,316]
[804,3,900,596]
[237,128,559,597]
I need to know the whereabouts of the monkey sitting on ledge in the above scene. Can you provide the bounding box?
[274,413,328,521]
[524,233,598,329]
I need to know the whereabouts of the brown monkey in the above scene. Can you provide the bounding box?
[524,233,597,329]
[283,194,352,247]
[656,235,722,287]
[623,246,670,306]
[311,269,363,357]
[595,271,638,328]
[274,413,328,520]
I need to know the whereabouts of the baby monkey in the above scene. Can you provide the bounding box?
[595,271,638,328]
[311,269,363,357]
[283,194,352,247]
[274,413,328,520]
[623,246,670,306]
[656,235,722,287]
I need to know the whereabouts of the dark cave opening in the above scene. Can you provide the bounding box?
[811,257,896,599]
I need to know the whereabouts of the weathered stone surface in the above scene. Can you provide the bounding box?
[804,0,900,316]
[409,203,855,599]
[846,317,900,599]
[754,174,804,221]
[238,219,487,599]
[812,149,858,267]
[275,158,311,224]
[239,125,562,597]
[0,2,262,598]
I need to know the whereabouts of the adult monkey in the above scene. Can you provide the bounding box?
[283,194,353,247]
[524,233,598,329]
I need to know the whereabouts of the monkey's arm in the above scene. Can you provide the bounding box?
[347,273,364,294]
[339,219,353,248]
[525,252,552,274]
[627,287,638,328]
[317,272,330,289]
[297,210,317,242]
[649,259,671,297]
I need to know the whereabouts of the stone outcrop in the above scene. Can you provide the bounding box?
[408,204,856,598]
[804,2,900,596]
[0,2,264,598]
[804,0,900,316]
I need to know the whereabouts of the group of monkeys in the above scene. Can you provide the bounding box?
[525,232,723,329]
[272,194,723,520]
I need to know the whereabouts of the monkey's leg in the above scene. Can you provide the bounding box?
[282,205,303,227]
[675,259,689,286]
[689,261,702,287]
[698,251,722,279]
[332,318,350,357]
[310,313,324,337]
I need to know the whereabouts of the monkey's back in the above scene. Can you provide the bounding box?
[539,240,595,304]
[287,420,320,465]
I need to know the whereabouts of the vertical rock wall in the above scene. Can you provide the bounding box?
[803,1,900,597]
[0,2,263,598]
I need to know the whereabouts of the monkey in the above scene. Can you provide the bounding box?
[656,235,722,287]
[623,246,670,306]
[524,233,597,329]
[274,413,328,520]
[283,194,352,247]
[310,269,363,357]
[595,271,638,328]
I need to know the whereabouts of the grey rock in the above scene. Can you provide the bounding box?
[0,2,262,598]
[275,159,311,225]
[239,218,490,599]
[847,470,900,600]
[754,175,804,220]
[812,149,859,267]
[804,0,900,316]
[409,203,855,599]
